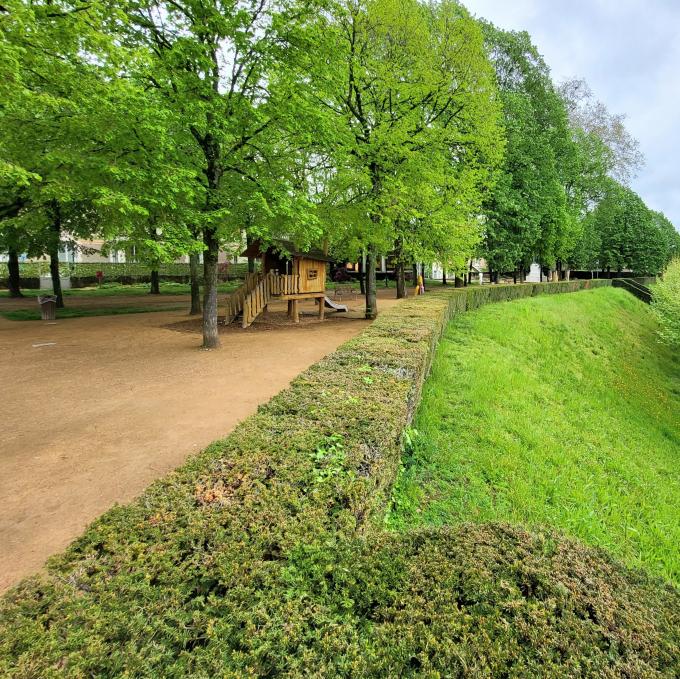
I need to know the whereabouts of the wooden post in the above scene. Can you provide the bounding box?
[287,300,293,318]
[292,299,299,323]
[318,296,325,321]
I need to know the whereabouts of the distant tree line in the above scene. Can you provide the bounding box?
[1,0,678,347]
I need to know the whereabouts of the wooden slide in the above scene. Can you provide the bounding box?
[324,297,348,312]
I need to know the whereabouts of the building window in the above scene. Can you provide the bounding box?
[307,269,318,280]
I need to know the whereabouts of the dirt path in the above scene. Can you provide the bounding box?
[0,291,402,593]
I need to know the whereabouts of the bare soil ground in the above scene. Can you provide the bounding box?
[0,290,401,593]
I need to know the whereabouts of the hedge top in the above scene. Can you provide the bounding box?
[1,280,678,678]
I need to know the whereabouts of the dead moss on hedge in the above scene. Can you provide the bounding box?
[3,280,678,678]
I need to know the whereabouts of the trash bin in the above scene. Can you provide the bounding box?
[38,295,58,321]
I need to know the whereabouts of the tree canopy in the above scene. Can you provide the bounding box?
[1,0,676,335]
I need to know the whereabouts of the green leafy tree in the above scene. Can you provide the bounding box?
[0,2,120,306]
[94,0,320,347]
[588,179,672,276]
[308,0,503,315]
[481,26,574,282]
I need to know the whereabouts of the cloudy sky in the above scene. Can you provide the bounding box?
[464,0,680,229]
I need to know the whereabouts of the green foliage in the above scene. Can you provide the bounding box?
[653,258,680,347]
[4,280,679,677]
[391,288,680,583]
[274,525,679,677]
[481,25,577,274]
[583,179,677,274]
[0,261,251,280]
[308,0,504,279]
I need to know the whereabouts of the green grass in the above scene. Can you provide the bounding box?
[2,305,187,321]
[390,287,680,584]
[0,281,241,320]
[0,281,239,298]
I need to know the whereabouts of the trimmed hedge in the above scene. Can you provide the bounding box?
[2,279,678,678]
[0,261,192,278]
[0,261,252,286]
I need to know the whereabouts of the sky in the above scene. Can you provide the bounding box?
[464,0,680,230]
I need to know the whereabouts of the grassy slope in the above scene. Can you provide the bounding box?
[390,287,680,583]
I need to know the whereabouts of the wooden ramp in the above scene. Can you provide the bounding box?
[324,297,348,312]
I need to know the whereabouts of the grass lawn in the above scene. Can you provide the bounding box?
[0,280,239,299]
[390,287,680,584]
[1,305,187,321]
[0,281,240,320]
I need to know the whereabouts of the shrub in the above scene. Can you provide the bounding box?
[0,261,251,284]
[3,280,676,678]
[652,258,680,347]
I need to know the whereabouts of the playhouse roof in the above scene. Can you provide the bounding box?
[241,239,334,263]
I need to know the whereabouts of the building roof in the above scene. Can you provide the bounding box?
[241,239,334,263]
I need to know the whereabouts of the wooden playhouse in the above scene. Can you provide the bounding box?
[225,240,346,328]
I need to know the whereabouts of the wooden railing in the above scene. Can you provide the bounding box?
[241,273,302,328]
[242,272,273,328]
[269,273,300,296]
[224,272,261,324]
[227,272,303,327]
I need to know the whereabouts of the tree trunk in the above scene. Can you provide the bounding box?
[358,257,365,295]
[49,203,64,308]
[202,226,220,349]
[246,232,255,274]
[7,247,22,298]
[149,269,160,294]
[394,237,406,299]
[442,269,447,286]
[513,270,517,285]
[412,263,418,283]
[396,260,406,298]
[201,124,222,349]
[489,269,494,285]
[189,252,201,315]
[365,245,377,319]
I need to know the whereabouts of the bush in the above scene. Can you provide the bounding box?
[274,524,679,677]
[3,280,676,678]
[0,261,251,285]
[652,259,680,347]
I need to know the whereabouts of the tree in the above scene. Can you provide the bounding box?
[309,0,503,316]
[559,78,644,185]
[481,25,575,281]
[0,1,119,307]
[586,179,673,276]
[96,0,320,348]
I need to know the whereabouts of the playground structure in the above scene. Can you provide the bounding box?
[224,241,347,328]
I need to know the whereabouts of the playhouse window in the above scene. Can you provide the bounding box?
[307,269,318,280]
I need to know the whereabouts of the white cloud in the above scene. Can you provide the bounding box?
[465,0,680,228]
